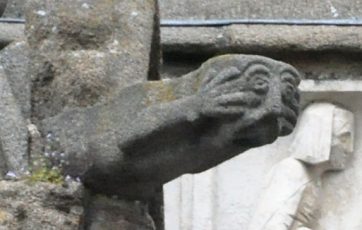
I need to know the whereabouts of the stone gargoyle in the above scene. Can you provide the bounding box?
[37,54,301,199]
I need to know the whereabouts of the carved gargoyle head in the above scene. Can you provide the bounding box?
[196,55,301,148]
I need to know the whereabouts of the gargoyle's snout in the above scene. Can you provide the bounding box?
[278,92,300,136]
[269,88,299,137]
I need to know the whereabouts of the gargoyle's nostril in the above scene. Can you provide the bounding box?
[271,104,283,115]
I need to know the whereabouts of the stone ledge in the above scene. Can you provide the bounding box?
[2,23,362,55]
[299,80,362,109]
[300,80,362,93]
[161,25,362,54]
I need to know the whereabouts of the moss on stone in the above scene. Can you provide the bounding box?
[0,210,10,224]
[144,81,177,105]
[27,167,64,185]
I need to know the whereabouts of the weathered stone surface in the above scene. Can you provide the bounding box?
[162,25,362,55]
[0,40,30,177]
[0,23,24,50]
[160,0,362,20]
[25,0,160,122]
[0,41,31,119]
[0,64,28,176]
[2,0,22,18]
[0,0,7,17]
[83,195,155,230]
[6,24,362,57]
[0,180,83,229]
[5,0,362,20]
[20,0,164,228]
[38,54,300,199]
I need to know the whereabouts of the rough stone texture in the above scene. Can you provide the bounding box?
[2,0,22,18]
[0,0,7,17]
[0,41,31,119]
[18,0,162,228]
[4,25,362,81]
[4,0,362,20]
[0,180,83,229]
[0,63,28,176]
[0,23,24,49]
[160,0,362,20]
[162,25,362,55]
[21,1,162,228]
[25,0,160,122]
[0,41,30,178]
[83,195,155,230]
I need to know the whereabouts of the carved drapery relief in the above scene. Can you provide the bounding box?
[248,103,354,230]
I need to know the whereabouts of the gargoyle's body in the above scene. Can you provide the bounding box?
[40,55,300,198]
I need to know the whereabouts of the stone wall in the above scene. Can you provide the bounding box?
[2,0,23,18]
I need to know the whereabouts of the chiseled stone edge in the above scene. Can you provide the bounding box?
[161,25,362,54]
[3,23,362,54]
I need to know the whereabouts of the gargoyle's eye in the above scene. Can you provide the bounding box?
[252,76,269,94]
[281,71,298,98]
[249,71,270,94]
[245,64,270,94]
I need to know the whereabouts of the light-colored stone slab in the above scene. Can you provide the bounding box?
[300,80,362,92]
[160,0,362,20]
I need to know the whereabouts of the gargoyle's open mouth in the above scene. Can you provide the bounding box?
[278,117,294,136]
[232,114,280,147]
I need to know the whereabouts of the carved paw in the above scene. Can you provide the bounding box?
[197,66,260,118]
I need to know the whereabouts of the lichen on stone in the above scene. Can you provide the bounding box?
[144,81,176,105]
[27,167,64,185]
